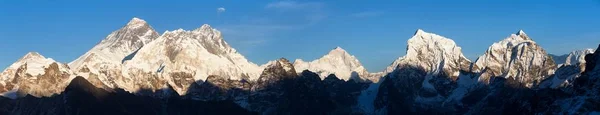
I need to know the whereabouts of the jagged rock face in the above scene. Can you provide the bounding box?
[294,47,379,82]
[539,49,594,89]
[249,70,368,114]
[0,52,74,98]
[565,49,595,66]
[384,29,471,80]
[257,58,298,89]
[551,49,595,67]
[375,29,473,114]
[69,18,160,89]
[530,44,600,114]
[125,24,261,95]
[474,30,556,87]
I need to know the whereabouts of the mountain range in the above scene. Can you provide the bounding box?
[1,17,599,115]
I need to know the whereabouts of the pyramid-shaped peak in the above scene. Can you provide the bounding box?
[126,17,148,26]
[515,29,531,40]
[333,46,345,51]
[277,58,291,63]
[414,29,426,35]
[21,52,45,60]
[328,46,350,55]
[194,24,215,32]
[516,30,526,35]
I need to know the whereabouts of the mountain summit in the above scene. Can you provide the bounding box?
[0,52,73,98]
[384,29,471,78]
[124,24,261,95]
[68,17,160,89]
[474,30,556,87]
[293,46,374,81]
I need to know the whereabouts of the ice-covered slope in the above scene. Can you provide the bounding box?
[293,47,378,81]
[124,24,262,95]
[0,52,74,98]
[473,30,556,87]
[69,17,160,89]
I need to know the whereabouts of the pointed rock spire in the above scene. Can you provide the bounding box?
[515,29,531,40]
[20,52,45,60]
[414,29,425,36]
[126,17,148,28]
[327,46,349,56]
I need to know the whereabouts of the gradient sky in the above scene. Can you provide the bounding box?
[1,0,599,72]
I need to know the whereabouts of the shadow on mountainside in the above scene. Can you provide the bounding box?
[0,69,372,115]
[375,44,600,114]
[0,76,257,115]
[179,70,371,114]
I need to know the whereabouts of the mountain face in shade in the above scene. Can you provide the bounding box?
[69,17,160,90]
[293,47,380,82]
[473,30,556,87]
[0,52,74,98]
[374,29,473,114]
[0,76,256,115]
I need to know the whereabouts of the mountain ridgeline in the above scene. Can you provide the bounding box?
[1,18,600,115]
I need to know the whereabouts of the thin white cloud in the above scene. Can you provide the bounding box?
[217,7,226,13]
[351,11,384,18]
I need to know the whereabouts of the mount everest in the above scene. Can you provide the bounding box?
[1,17,600,115]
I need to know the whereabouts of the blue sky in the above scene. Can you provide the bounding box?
[1,0,599,72]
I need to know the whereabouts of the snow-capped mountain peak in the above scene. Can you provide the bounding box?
[516,30,528,38]
[0,52,74,98]
[384,29,471,78]
[566,49,596,66]
[194,24,215,32]
[126,17,149,29]
[124,24,261,95]
[70,17,159,70]
[325,46,352,59]
[4,52,58,77]
[19,52,45,61]
[474,30,556,87]
[293,46,375,81]
[414,29,426,35]
[68,17,160,90]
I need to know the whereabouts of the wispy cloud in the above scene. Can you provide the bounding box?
[217,7,226,13]
[350,11,384,18]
